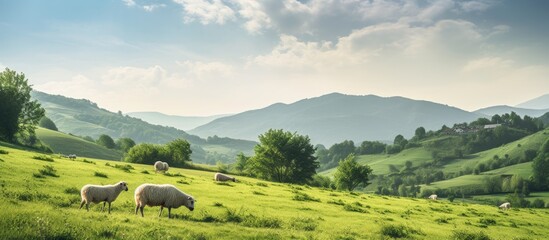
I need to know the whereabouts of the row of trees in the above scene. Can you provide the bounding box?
[123,139,192,167]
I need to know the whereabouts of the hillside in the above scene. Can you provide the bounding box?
[516,93,549,109]
[127,111,230,131]
[473,105,548,117]
[35,128,123,160]
[1,144,549,239]
[189,93,481,145]
[31,91,256,163]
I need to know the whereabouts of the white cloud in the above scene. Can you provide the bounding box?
[102,65,168,87]
[173,0,236,24]
[463,57,513,72]
[122,0,136,7]
[459,0,495,12]
[143,4,166,12]
[177,60,234,79]
[232,1,271,34]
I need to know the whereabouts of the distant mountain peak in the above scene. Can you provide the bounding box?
[516,93,549,110]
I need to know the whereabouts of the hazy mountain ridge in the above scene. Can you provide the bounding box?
[127,111,230,131]
[516,93,549,109]
[474,105,549,118]
[189,93,484,145]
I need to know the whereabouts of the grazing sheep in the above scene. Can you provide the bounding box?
[134,183,196,218]
[79,181,128,213]
[214,172,236,182]
[428,194,438,200]
[499,202,511,210]
[68,154,77,160]
[154,161,169,173]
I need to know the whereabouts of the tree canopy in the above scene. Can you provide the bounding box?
[334,154,372,191]
[249,129,318,183]
[0,68,44,142]
[97,134,116,149]
[124,138,192,167]
[39,116,58,131]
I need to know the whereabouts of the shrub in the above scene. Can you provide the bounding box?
[82,159,95,164]
[38,165,59,177]
[94,172,108,178]
[343,204,365,213]
[327,199,345,206]
[256,182,268,187]
[0,149,9,154]
[288,217,318,231]
[531,199,545,208]
[140,170,149,174]
[380,224,422,239]
[478,218,496,226]
[452,230,492,240]
[112,164,134,173]
[32,155,54,162]
[292,192,320,202]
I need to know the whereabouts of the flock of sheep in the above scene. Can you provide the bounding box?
[79,161,236,218]
[80,162,511,218]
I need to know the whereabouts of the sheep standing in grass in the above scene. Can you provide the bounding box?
[214,172,236,182]
[499,202,511,210]
[79,181,128,213]
[428,194,438,200]
[154,161,169,173]
[134,183,195,218]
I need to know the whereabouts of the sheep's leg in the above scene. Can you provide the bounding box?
[108,202,111,214]
[140,206,144,217]
[79,200,85,210]
[159,206,163,217]
[168,208,171,218]
[102,202,106,212]
[86,203,90,211]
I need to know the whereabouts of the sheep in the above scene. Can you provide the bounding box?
[79,181,128,213]
[69,154,77,160]
[499,202,511,210]
[214,172,236,182]
[134,183,196,218]
[154,161,169,173]
[428,194,438,200]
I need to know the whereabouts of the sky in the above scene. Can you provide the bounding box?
[1,0,548,116]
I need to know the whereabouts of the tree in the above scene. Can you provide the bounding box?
[124,143,166,165]
[116,137,136,153]
[39,116,58,131]
[532,138,549,190]
[97,134,116,149]
[414,127,426,140]
[164,138,192,166]
[234,152,250,173]
[249,129,318,183]
[334,154,373,191]
[0,68,45,141]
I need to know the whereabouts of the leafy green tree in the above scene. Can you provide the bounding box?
[532,138,549,190]
[234,152,251,173]
[414,127,426,140]
[97,134,116,149]
[38,116,58,131]
[0,68,45,141]
[164,138,192,166]
[334,154,373,191]
[124,143,165,164]
[116,137,136,153]
[249,129,318,183]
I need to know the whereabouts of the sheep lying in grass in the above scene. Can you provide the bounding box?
[428,194,438,200]
[134,183,196,218]
[499,202,511,210]
[154,161,169,173]
[79,181,128,213]
[214,172,236,182]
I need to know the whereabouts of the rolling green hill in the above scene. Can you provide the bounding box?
[31,91,256,163]
[1,143,549,239]
[35,128,123,160]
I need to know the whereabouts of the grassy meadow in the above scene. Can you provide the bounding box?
[1,144,549,239]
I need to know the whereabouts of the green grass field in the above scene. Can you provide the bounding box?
[1,144,549,239]
[36,128,123,160]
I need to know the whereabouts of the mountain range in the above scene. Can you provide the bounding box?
[126,112,230,131]
[189,93,484,145]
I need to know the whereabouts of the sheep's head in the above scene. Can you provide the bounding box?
[186,196,196,211]
[232,178,236,182]
[119,182,129,191]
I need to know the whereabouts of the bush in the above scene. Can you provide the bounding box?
[0,149,8,154]
[94,172,108,178]
[380,224,422,239]
[38,165,59,177]
[292,192,320,202]
[452,230,491,240]
[32,155,54,162]
[288,217,318,231]
[531,199,545,208]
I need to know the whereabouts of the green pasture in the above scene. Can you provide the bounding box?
[1,144,549,239]
[36,128,123,160]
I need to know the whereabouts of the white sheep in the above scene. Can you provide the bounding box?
[499,202,511,210]
[79,181,128,213]
[214,172,236,182]
[154,161,169,173]
[428,194,438,200]
[134,183,196,218]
